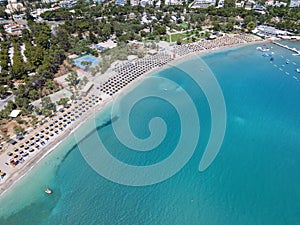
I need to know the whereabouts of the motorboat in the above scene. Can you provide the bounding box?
[45,188,53,194]
[257,46,269,52]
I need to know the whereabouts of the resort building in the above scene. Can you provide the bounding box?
[115,0,127,5]
[81,82,94,97]
[140,0,151,6]
[130,0,139,5]
[6,0,25,13]
[264,0,287,7]
[58,0,77,8]
[3,23,28,37]
[92,40,117,52]
[30,89,73,109]
[192,0,216,8]
[252,25,289,37]
[253,5,266,14]
[0,17,10,24]
[235,1,244,7]
[290,0,300,7]
[216,0,224,8]
[165,0,182,5]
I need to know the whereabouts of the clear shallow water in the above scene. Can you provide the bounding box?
[0,42,300,225]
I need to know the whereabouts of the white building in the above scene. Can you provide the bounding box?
[275,1,287,7]
[266,0,288,7]
[192,0,216,8]
[252,25,289,37]
[59,0,77,8]
[290,0,300,7]
[217,0,224,8]
[165,0,182,5]
[6,0,25,13]
[115,0,127,5]
[235,1,244,7]
[130,0,139,5]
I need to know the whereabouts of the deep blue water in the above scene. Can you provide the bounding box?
[0,42,300,225]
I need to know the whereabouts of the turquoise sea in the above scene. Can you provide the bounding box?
[0,42,300,225]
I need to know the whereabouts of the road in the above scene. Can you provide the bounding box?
[0,94,15,110]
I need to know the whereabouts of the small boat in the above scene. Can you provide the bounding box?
[270,57,274,61]
[45,188,52,194]
[257,46,269,52]
[296,68,300,73]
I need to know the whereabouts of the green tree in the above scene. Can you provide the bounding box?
[246,21,256,31]
[177,38,182,45]
[65,72,79,89]
[13,125,25,135]
[56,98,69,107]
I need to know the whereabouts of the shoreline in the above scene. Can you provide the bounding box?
[0,38,265,197]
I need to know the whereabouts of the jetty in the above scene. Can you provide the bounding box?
[273,42,300,56]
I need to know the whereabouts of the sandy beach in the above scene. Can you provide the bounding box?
[0,34,266,196]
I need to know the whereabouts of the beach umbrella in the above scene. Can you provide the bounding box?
[13,148,19,152]
[0,171,6,177]
[7,152,13,156]
[29,148,34,152]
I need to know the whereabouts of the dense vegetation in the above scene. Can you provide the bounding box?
[0,0,299,123]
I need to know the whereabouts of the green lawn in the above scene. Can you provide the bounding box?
[163,33,189,42]
[161,30,206,44]
[178,23,189,29]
